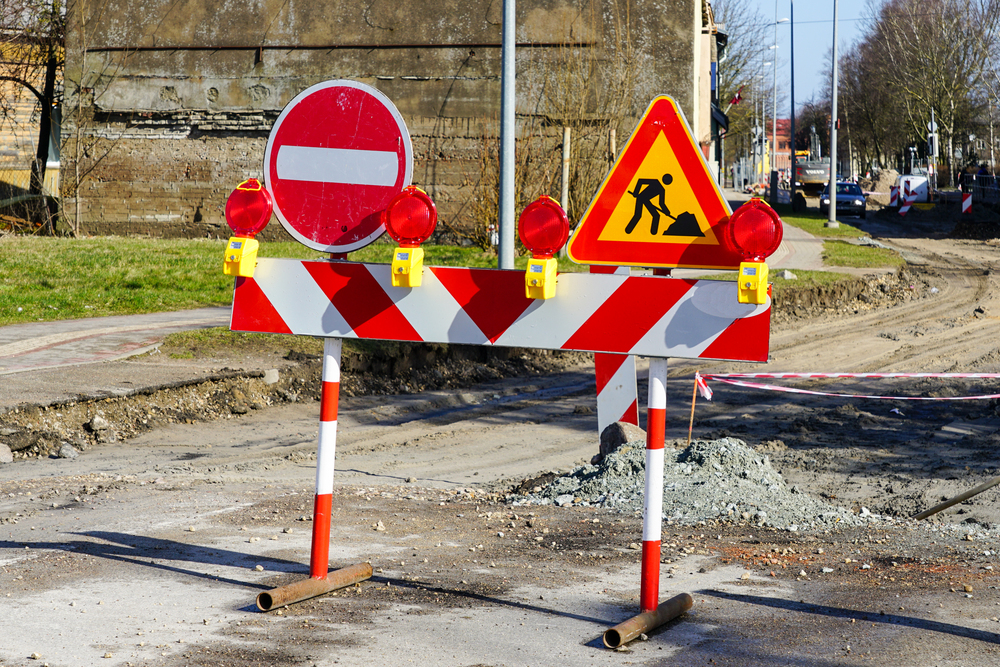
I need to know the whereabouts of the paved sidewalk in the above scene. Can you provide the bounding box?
[0,308,233,410]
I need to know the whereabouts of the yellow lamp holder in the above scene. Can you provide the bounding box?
[390,246,424,288]
[737,260,769,305]
[223,236,260,278]
[525,256,559,300]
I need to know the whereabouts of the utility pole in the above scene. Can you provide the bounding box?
[790,0,797,209]
[826,0,840,228]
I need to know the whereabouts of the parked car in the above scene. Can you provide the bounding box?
[819,182,867,219]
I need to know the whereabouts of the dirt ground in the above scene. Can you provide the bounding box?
[3,207,1000,666]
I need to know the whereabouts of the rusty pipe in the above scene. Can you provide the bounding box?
[256,562,373,611]
[912,475,1000,521]
[603,593,694,649]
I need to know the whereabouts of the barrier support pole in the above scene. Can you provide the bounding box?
[311,337,341,578]
[641,357,667,612]
[255,337,373,611]
[602,358,692,646]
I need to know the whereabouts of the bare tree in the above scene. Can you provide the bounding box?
[0,0,64,227]
[713,0,768,165]
[847,0,1000,183]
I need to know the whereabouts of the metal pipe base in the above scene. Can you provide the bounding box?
[256,562,373,611]
[603,593,694,648]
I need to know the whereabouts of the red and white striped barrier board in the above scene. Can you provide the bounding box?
[590,266,639,433]
[700,372,1000,401]
[963,192,972,214]
[595,353,640,432]
[889,186,898,207]
[231,258,772,362]
[898,192,918,216]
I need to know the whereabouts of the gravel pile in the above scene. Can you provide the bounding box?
[511,438,871,531]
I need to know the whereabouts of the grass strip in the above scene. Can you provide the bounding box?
[0,236,591,326]
[821,240,904,269]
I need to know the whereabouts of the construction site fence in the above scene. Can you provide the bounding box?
[960,173,1000,205]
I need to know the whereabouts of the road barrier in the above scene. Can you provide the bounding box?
[898,192,918,216]
[699,372,1000,401]
[226,86,781,648]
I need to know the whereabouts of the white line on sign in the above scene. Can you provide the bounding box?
[276,146,398,186]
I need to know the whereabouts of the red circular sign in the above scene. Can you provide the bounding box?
[264,80,413,253]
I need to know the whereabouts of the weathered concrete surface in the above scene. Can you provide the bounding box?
[62,1,701,237]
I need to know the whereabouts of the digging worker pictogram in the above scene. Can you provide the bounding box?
[624,173,704,237]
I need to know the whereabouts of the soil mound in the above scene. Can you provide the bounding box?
[859,169,899,207]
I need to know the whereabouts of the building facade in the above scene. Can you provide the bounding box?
[62,0,715,240]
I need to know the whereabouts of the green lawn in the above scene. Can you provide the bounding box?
[0,208,901,328]
[0,236,588,327]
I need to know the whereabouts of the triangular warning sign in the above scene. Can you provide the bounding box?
[567,96,744,270]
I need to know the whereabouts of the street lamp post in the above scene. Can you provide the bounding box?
[826,0,840,228]
[769,12,789,207]
[790,0,797,209]
[755,69,769,191]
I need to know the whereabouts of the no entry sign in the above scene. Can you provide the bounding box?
[264,80,413,253]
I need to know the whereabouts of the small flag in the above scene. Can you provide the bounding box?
[728,86,744,106]
[695,372,713,401]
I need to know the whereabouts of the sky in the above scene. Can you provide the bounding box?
[747,0,869,113]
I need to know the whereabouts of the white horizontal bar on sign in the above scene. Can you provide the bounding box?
[276,146,398,186]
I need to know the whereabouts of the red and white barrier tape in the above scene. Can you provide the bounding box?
[699,372,1000,401]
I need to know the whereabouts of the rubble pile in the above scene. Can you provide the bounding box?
[511,438,869,531]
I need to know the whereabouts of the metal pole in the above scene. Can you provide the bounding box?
[770,1,779,205]
[559,126,570,259]
[826,0,840,228]
[498,0,516,269]
[790,0,797,207]
[560,126,571,213]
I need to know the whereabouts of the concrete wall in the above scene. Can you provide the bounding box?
[63,0,701,239]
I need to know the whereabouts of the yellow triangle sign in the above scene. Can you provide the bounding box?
[568,96,743,269]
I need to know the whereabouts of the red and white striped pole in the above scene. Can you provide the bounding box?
[310,337,341,579]
[257,336,371,611]
[641,357,667,612]
[962,192,972,214]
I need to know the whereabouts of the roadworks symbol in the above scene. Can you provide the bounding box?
[596,131,720,246]
[624,173,703,237]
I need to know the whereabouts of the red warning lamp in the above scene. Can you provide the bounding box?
[724,198,783,305]
[223,178,273,279]
[225,178,273,238]
[383,186,438,247]
[383,186,437,288]
[518,196,569,259]
[724,197,783,261]
[519,196,569,300]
